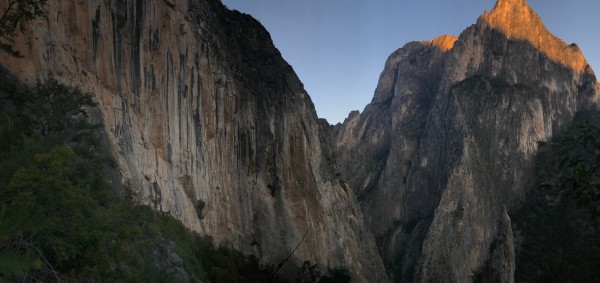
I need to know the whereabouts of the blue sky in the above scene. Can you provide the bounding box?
[221,0,600,124]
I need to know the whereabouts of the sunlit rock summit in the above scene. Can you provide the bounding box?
[334,0,598,281]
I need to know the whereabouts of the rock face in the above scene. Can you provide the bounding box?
[0,0,387,281]
[334,0,598,282]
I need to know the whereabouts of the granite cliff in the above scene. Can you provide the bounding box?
[334,0,599,282]
[0,0,387,281]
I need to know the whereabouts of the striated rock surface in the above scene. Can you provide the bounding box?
[334,0,598,282]
[0,0,387,281]
[334,36,454,282]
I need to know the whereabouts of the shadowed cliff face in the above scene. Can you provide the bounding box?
[0,0,388,281]
[335,0,598,282]
[334,37,455,282]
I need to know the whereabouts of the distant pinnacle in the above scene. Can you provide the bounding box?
[487,0,538,31]
[481,0,588,72]
[494,0,527,9]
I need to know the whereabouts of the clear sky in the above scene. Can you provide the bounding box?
[220,0,600,125]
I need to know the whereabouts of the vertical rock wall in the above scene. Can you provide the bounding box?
[0,0,388,281]
[334,37,454,281]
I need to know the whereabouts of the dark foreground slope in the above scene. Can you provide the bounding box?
[512,110,600,283]
[0,78,272,282]
[0,0,387,281]
[334,0,599,281]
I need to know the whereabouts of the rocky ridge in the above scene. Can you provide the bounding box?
[334,0,598,282]
[0,0,387,281]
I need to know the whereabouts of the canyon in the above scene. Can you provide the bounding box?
[1,0,598,282]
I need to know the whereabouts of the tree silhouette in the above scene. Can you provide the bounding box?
[0,0,47,56]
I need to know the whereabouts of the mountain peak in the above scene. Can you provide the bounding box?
[480,0,588,72]
[494,0,527,9]
[483,0,541,37]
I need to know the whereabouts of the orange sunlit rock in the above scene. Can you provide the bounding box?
[421,35,458,52]
[432,35,459,52]
[481,0,588,73]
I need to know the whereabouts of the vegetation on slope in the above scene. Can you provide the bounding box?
[0,78,270,282]
[0,2,352,282]
[0,0,47,56]
[0,79,350,282]
[514,110,600,283]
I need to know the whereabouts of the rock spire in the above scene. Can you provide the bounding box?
[482,0,588,72]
